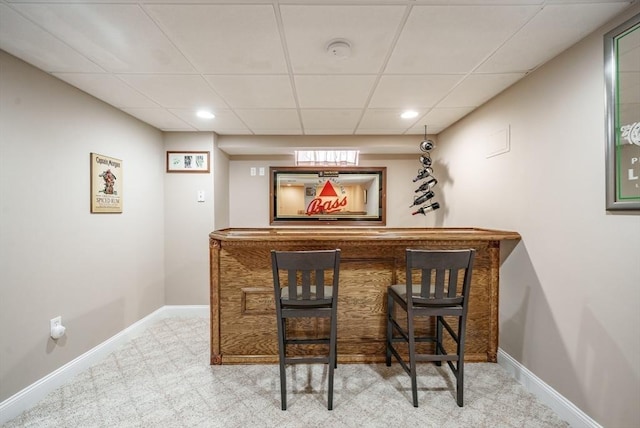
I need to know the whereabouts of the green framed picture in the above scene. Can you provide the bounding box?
[604,13,640,210]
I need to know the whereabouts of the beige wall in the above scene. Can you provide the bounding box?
[226,154,444,228]
[0,52,166,402]
[213,143,230,231]
[163,132,216,305]
[436,7,640,428]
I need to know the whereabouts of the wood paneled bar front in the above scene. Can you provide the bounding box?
[209,228,520,365]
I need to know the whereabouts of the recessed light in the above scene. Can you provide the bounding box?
[401,110,419,119]
[196,110,215,119]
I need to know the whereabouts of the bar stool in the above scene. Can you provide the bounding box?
[386,249,475,407]
[271,249,341,410]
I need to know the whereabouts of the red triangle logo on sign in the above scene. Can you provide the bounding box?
[318,181,338,197]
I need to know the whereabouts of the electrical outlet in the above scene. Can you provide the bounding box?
[50,315,66,339]
[50,316,61,331]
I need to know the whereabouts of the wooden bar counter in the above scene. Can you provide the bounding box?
[209,228,520,365]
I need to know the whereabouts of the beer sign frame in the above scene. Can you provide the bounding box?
[269,166,386,226]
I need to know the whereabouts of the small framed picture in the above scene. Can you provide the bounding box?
[166,151,210,173]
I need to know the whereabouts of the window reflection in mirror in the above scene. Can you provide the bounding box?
[270,167,386,225]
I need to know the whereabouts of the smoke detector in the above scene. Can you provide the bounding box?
[327,39,351,59]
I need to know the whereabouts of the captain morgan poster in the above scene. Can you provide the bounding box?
[90,153,122,213]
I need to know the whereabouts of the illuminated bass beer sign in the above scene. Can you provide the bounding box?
[306,180,348,215]
[270,167,386,226]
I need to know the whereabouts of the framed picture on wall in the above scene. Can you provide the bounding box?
[166,151,210,173]
[90,152,122,213]
[604,13,640,210]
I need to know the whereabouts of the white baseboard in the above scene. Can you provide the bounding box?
[0,305,209,425]
[156,305,209,319]
[497,349,601,428]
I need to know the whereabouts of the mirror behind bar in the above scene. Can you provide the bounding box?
[269,166,386,226]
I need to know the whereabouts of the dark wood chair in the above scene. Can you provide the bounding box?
[386,249,475,407]
[271,249,341,410]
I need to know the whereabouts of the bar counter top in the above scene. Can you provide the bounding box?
[209,227,521,242]
[209,227,520,365]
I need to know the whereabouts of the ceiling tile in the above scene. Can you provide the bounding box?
[204,75,296,108]
[250,128,302,136]
[122,108,194,131]
[478,3,632,73]
[13,3,194,73]
[438,73,524,108]
[214,129,254,136]
[52,73,158,108]
[406,125,445,135]
[295,75,377,108]
[0,4,103,73]
[386,4,540,74]
[117,74,227,109]
[357,109,423,133]
[422,107,476,128]
[145,4,287,74]
[234,109,302,132]
[355,128,412,136]
[2,0,635,149]
[305,129,356,136]
[280,4,406,74]
[169,109,250,133]
[300,109,362,133]
[369,75,463,108]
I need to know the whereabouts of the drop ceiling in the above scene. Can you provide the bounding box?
[0,0,633,136]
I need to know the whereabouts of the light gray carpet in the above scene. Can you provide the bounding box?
[3,317,568,427]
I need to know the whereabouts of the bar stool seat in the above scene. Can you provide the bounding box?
[271,249,341,410]
[386,249,475,407]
